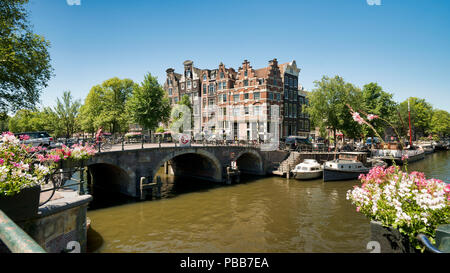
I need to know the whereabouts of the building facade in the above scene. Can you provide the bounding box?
[163,58,310,141]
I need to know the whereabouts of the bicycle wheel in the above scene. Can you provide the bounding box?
[101,141,112,151]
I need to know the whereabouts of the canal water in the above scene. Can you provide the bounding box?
[86,151,449,253]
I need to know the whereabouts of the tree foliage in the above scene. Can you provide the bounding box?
[361,82,397,138]
[306,75,363,140]
[396,97,433,139]
[53,91,81,138]
[0,0,53,113]
[79,77,134,134]
[430,109,450,137]
[125,73,171,130]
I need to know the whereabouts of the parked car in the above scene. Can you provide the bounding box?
[14,131,54,148]
[284,136,312,151]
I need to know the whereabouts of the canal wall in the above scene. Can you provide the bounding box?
[1,191,92,253]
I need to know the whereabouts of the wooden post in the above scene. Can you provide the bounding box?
[156,176,162,198]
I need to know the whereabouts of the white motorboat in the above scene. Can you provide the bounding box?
[323,152,371,182]
[372,142,425,165]
[418,143,434,154]
[292,159,323,180]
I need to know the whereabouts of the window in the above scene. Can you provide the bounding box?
[233,94,240,102]
[273,79,277,86]
[268,92,273,100]
[220,72,224,79]
[254,106,261,116]
[203,74,207,81]
[284,103,288,117]
[277,93,281,101]
[187,80,191,89]
[174,97,179,103]
[294,79,297,88]
[293,104,297,117]
[290,104,293,118]
[181,83,185,89]
[258,78,264,85]
[223,94,227,102]
[244,71,248,77]
[218,82,222,90]
[244,79,248,87]
[284,90,288,99]
[209,98,215,106]
[168,88,172,96]
[168,79,172,85]
[254,92,260,100]
[245,106,249,115]
[186,69,191,77]
[233,108,240,116]
[244,93,249,100]
[193,81,197,88]
[222,107,227,116]
[222,81,227,89]
[209,84,215,94]
[203,84,207,94]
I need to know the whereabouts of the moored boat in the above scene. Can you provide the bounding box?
[372,142,425,165]
[292,159,322,180]
[418,142,434,154]
[323,152,371,182]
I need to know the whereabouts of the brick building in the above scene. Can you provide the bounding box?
[163,58,310,141]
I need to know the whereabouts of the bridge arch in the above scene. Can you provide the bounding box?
[234,150,265,175]
[152,149,223,183]
[87,162,135,197]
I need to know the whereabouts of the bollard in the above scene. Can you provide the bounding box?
[122,138,124,151]
[141,137,144,149]
[156,176,162,198]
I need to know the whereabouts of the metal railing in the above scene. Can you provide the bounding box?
[0,209,46,253]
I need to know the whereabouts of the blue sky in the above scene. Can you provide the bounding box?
[27,0,450,111]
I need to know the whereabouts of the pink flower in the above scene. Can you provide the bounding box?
[352,112,364,125]
[356,207,360,212]
[0,158,3,165]
[367,114,379,121]
[19,134,30,140]
[401,154,409,161]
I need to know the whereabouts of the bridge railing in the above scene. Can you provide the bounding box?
[0,209,46,253]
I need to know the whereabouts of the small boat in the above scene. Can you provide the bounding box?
[323,152,370,182]
[292,159,322,180]
[372,142,425,165]
[418,143,434,154]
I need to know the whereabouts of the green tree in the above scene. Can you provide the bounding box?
[361,82,397,140]
[397,97,433,140]
[0,0,53,113]
[79,77,134,134]
[53,91,81,138]
[126,73,171,130]
[430,109,450,138]
[305,75,363,142]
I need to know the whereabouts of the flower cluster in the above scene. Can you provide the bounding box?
[0,132,51,196]
[70,144,96,160]
[0,132,96,196]
[347,166,450,249]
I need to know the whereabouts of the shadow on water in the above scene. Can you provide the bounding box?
[86,227,104,253]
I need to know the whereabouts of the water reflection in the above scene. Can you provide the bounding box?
[86,151,449,253]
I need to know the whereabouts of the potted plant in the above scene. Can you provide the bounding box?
[0,132,52,222]
[347,165,450,252]
[345,106,450,252]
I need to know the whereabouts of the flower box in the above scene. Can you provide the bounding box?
[0,185,41,222]
[370,220,417,253]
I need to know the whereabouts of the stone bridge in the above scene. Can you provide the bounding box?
[85,146,281,198]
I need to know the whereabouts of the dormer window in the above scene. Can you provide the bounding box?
[203,74,207,81]
[244,71,248,77]
[220,72,224,79]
